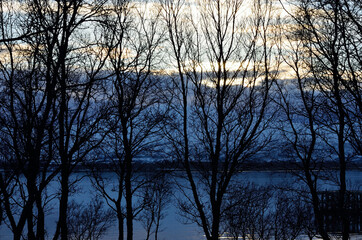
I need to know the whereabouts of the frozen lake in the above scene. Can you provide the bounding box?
[1,170,361,240]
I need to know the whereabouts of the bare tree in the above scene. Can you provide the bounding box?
[138,172,172,240]
[162,0,281,239]
[272,190,314,240]
[223,183,315,240]
[0,0,111,239]
[275,31,331,239]
[67,197,115,240]
[338,0,362,157]
[90,1,166,240]
[15,1,112,240]
[279,0,362,239]
[0,1,59,239]
[223,183,273,240]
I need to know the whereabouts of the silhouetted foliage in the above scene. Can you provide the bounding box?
[67,198,115,240]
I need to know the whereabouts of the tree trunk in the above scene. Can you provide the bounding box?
[117,203,124,240]
[27,202,35,240]
[13,229,22,240]
[36,193,45,240]
[125,156,133,240]
[59,167,70,240]
[155,208,161,240]
[211,208,221,240]
[27,173,37,240]
[305,170,330,240]
[310,192,330,240]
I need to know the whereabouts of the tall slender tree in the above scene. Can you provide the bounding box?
[0,0,64,239]
[162,0,281,239]
[43,1,110,239]
[91,1,165,240]
[280,0,362,238]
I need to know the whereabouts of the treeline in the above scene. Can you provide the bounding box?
[0,0,361,239]
[83,159,362,172]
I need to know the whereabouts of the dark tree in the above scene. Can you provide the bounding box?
[0,1,58,239]
[162,0,281,239]
[223,183,273,240]
[90,1,166,240]
[67,197,115,240]
[280,0,362,239]
[0,1,110,239]
[138,172,172,240]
